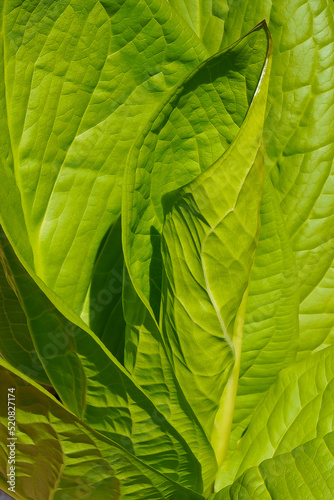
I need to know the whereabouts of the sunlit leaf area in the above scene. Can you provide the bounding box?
[0,0,333,498]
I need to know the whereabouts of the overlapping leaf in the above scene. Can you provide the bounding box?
[172,0,334,454]
[227,177,299,450]
[0,231,209,492]
[0,1,333,498]
[123,272,217,493]
[211,432,334,500]
[166,0,225,54]
[0,359,205,500]
[214,345,334,491]
[87,216,126,363]
[218,0,334,361]
[123,22,271,321]
[0,230,48,384]
[0,0,208,316]
[160,38,270,455]
[219,0,334,459]
[122,21,271,473]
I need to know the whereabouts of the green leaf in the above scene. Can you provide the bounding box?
[161,152,261,458]
[123,272,218,493]
[0,359,205,500]
[160,32,271,462]
[122,23,271,485]
[173,0,334,453]
[86,216,126,364]
[174,0,334,418]
[215,345,334,491]
[227,176,299,451]
[216,0,334,357]
[166,0,226,54]
[0,231,49,384]
[211,432,334,500]
[0,231,205,491]
[123,22,272,322]
[1,1,333,497]
[0,0,207,316]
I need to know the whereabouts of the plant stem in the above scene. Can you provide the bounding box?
[209,288,248,493]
